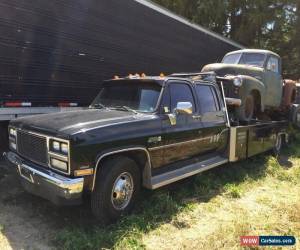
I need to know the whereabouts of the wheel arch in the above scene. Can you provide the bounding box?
[240,75,265,111]
[92,147,152,191]
[250,89,262,112]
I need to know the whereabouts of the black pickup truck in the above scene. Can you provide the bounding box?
[4,74,291,223]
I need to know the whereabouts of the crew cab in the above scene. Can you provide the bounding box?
[4,74,290,224]
[201,49,283,121]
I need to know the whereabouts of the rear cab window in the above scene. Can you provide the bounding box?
[195,84,221,114]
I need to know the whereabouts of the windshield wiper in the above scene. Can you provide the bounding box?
[110,106,138,114]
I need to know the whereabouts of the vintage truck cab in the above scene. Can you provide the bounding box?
[201,49,283,121]
[5,75,230,223]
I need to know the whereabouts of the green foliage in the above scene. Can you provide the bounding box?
[152,0,300,79]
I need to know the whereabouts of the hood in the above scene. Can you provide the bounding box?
[201,63,264,78]
[10,109,145,137]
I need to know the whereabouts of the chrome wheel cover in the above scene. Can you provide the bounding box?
[111,172,134,210]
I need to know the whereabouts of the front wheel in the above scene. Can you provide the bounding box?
[91,156,141,224]
[237,94,255,122]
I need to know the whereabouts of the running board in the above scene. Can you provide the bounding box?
[149,156,228,189]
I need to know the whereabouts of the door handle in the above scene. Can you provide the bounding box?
[192,115,202,120]
[216,114,224,118]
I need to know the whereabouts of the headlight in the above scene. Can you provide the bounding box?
[233,77,243,87]
[50,158,68,172]
[9,127,17,151]
[61,143,69,154]
[53,141,60,151]
[9,128,17,137]
[50,140,69,155]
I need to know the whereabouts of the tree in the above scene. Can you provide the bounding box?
[152,0,300,78]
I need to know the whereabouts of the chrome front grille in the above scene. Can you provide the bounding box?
[17,130,48,167]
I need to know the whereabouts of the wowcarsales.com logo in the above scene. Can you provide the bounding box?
[240,236,296,246]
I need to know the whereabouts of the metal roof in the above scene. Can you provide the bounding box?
[133,0,245,49]
[225,49,280,58]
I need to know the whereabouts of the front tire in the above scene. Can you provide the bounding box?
[91,156,141,224]
[237,94,255,122]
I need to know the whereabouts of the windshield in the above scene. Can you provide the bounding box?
[222,53,241,64]
[239,53,265,67]
[222,52,265,67]
[91,81,162,113]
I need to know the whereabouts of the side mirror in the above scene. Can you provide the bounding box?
[175,102,193,115]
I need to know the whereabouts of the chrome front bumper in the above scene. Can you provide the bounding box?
[4,151,84,205]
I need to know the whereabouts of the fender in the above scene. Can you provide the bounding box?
[239,75,266,111]
[92,147,152,190]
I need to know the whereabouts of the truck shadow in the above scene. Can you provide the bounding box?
[0,142,298,249]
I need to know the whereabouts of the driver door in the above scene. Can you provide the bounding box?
[264,55,283,107]
[160,80,203,166]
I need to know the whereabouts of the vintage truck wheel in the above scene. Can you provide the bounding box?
[238,94,255,122]
[91,156,141,224]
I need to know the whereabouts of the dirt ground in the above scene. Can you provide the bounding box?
[0,155,96,250]
[0,155,53,249]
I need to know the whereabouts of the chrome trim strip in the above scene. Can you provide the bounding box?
[150,157,228,189]
[133,0,244,49]
[148,136,215,151]
[220,81,231,128]
[92,147,152,191]
[48,152,68,161]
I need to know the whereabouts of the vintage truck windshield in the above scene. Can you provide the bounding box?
[91,81,162,113]
[222,53,265,67]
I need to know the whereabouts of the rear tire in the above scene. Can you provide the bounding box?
[91,156,141,224]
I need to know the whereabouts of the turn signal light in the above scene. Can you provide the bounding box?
[74,168,94,176]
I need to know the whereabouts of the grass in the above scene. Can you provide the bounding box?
[54,137,300,250]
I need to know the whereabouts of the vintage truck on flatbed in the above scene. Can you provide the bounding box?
[4,74,298,224]
[201,49,285,121]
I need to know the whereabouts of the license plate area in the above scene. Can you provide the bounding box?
[18,165,34,183]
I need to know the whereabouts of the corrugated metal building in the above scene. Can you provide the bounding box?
[0,0,243,106]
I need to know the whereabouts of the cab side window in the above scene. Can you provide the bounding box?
[195,85,219,113]
[267,56,279,73]
[169,82,195,113]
